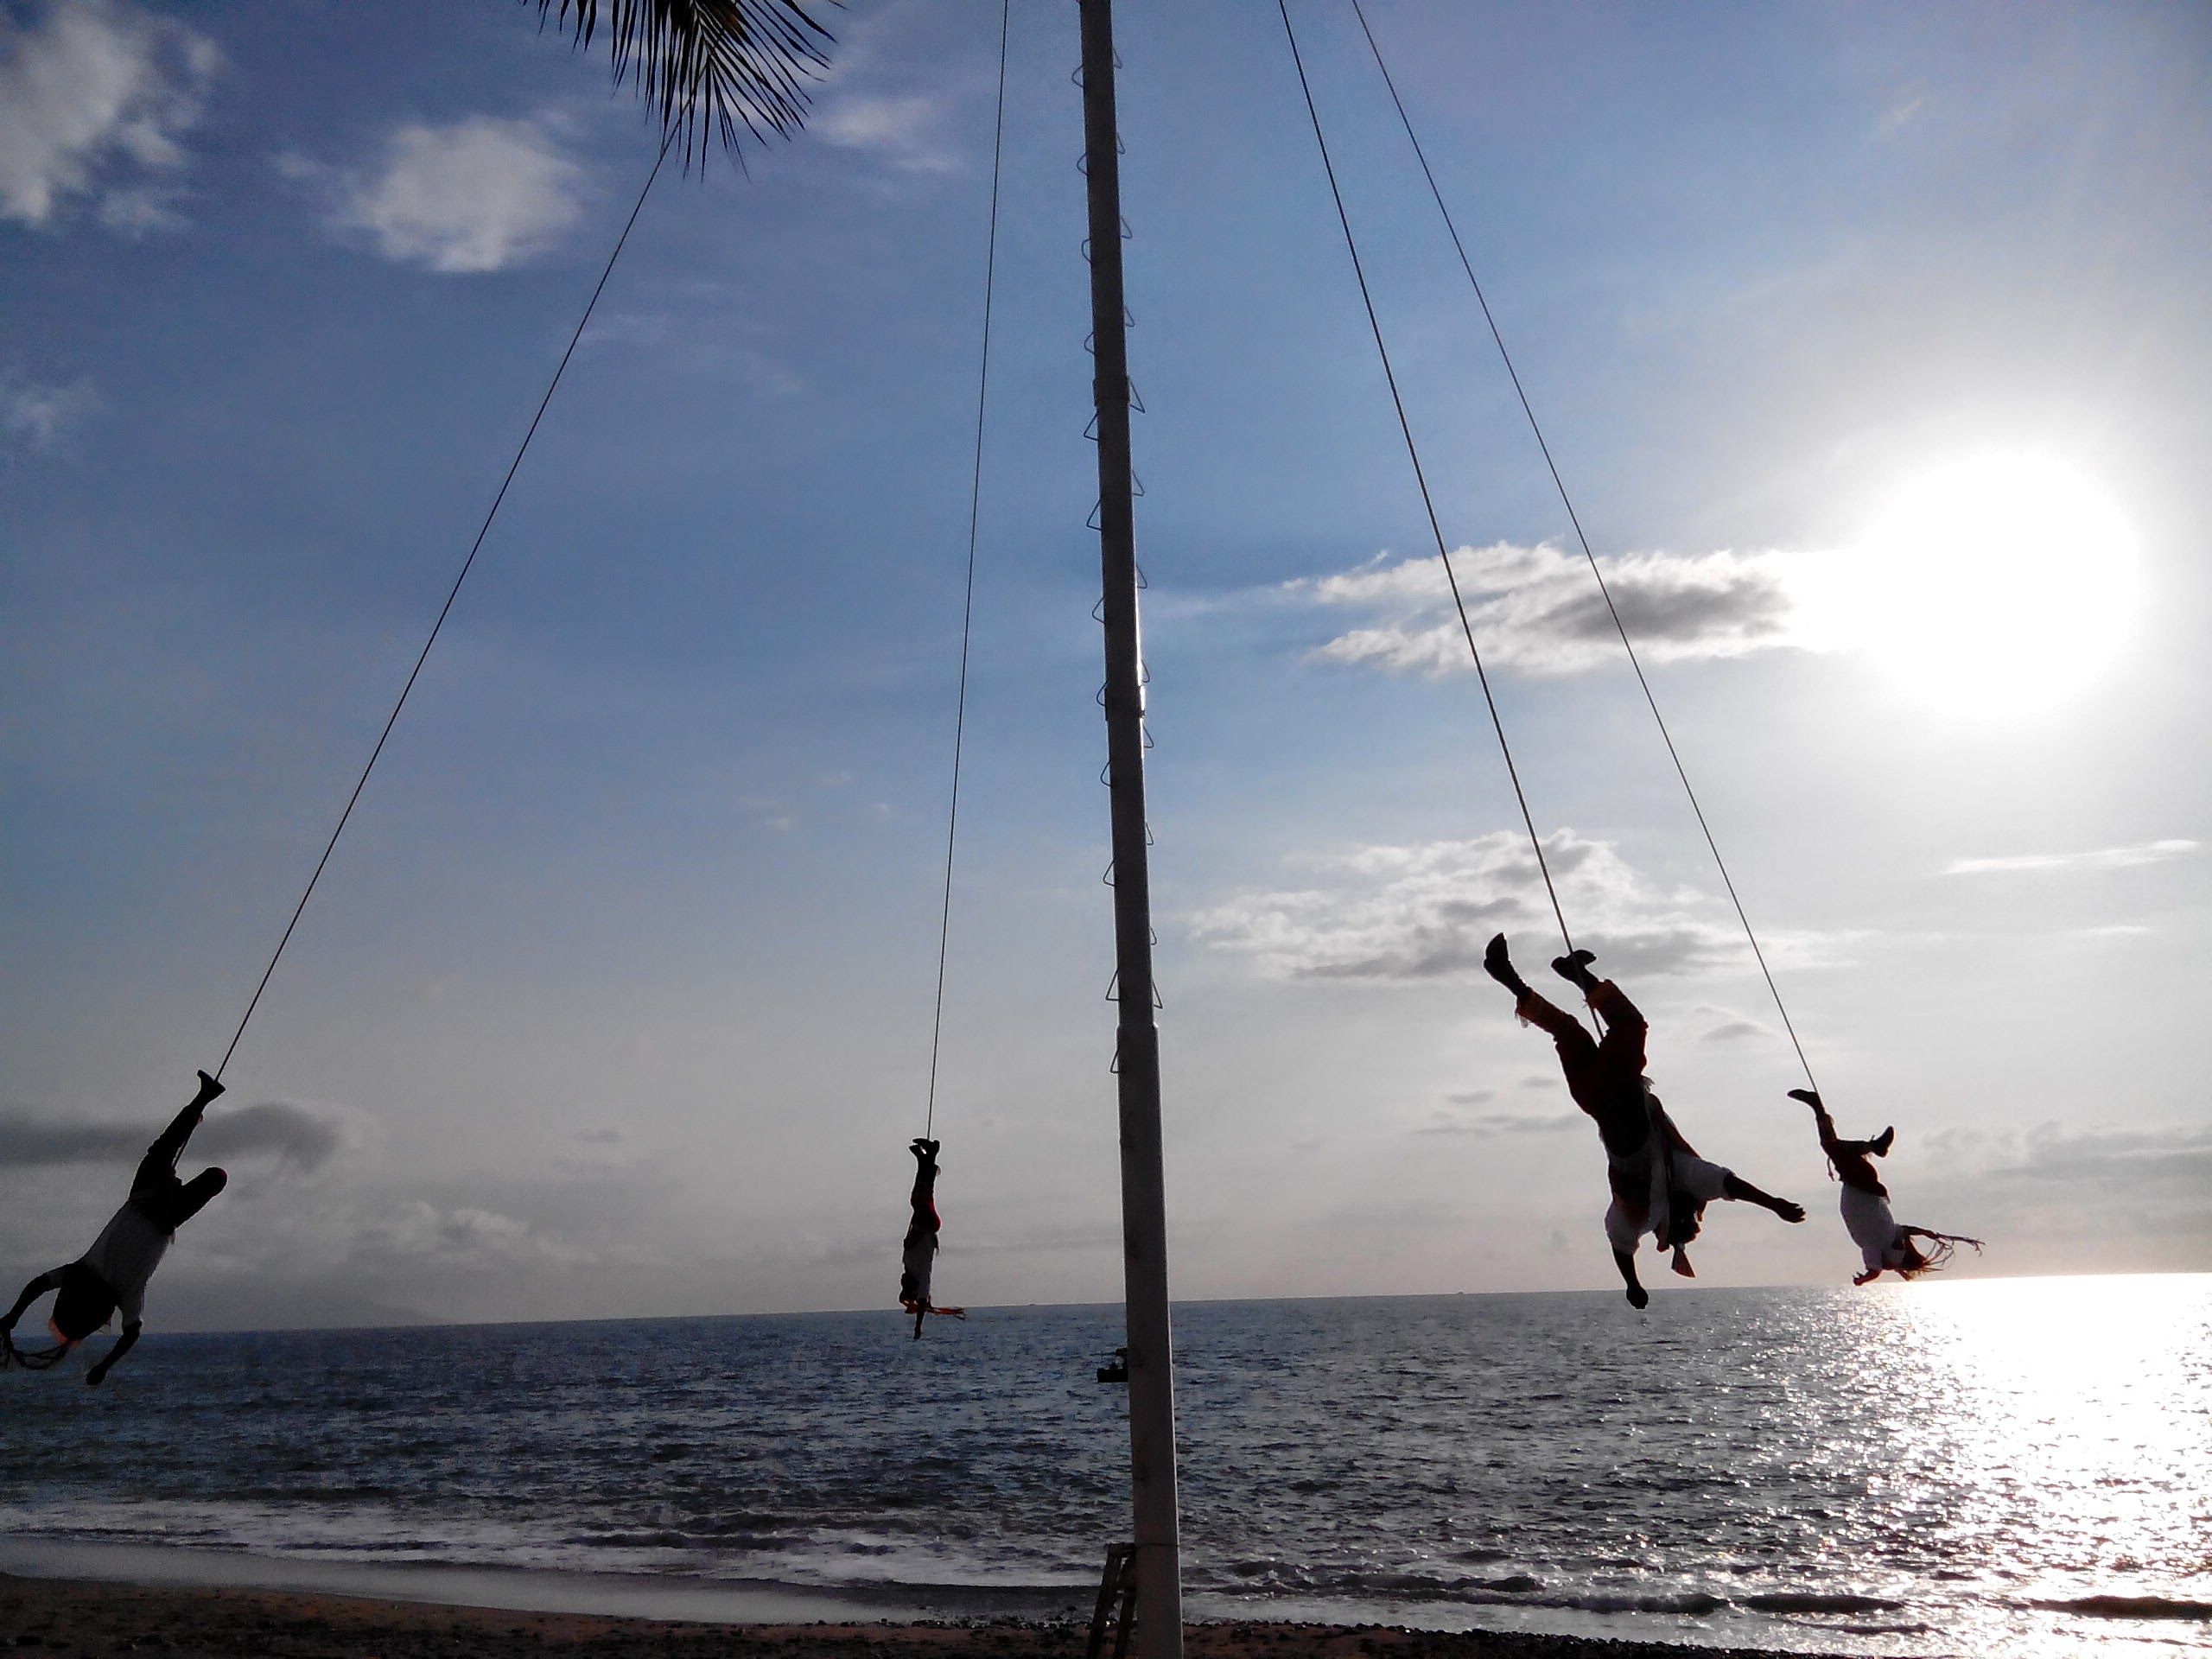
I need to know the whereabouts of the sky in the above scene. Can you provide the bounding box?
[3,0,2208,1331]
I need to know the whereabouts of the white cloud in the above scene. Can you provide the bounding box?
[1,370,100,449]
[1943,839,2201,877]
[1289,543,1806,678]
[0,0,219,230]
[1190,830,1762,983]
[813,92,957,173]
[326,116,586,274]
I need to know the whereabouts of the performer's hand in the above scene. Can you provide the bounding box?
[1624,1284,1649,1310]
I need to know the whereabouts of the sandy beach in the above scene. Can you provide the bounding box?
[0,1573,1856,1659]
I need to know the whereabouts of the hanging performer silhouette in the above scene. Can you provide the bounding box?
[3,1071,229,1382]
[898,1138,964,1338]
[1793,1089,1980,1283]
[1484,936,1804,1307]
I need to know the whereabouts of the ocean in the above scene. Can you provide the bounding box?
[3,1276,2208,1657]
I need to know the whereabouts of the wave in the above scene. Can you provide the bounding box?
[1200,1566,1729,1618]
[2037,1595,2212,1621]
[1739,1592,1906,1614]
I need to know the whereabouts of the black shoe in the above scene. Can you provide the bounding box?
[1551,949,1599,990]
[1869,1128,1894,1157]
[1482,934,1529,995]
[1787,1088,1821,1108]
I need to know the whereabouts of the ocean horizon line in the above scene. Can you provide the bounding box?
[137,1268,2209,1338]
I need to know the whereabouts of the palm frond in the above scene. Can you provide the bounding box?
[535,0,835,166]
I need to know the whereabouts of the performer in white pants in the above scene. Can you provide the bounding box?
[1792,1089,1980,1283]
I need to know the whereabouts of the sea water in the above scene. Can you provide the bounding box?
[2,1277,2207,1657]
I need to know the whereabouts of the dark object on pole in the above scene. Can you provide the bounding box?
[1077,5,1184,1659]
[1096,1346,1130,1383]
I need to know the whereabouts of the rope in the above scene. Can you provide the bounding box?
[922,0,1010,1139]
[1274,0,1574,954]
[213,130,677,1083]
[1345,0,1820,1096]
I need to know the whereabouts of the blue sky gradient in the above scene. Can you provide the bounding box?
[3,0,2208,1328]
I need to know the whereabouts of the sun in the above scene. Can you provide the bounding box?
[1843,454,2140,716]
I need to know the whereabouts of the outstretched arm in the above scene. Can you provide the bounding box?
[1722,1171,1807,1223]
[86,1320,140,1386]
[5,1269,64,1332]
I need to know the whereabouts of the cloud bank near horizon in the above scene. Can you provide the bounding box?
[0,1100,346,1173]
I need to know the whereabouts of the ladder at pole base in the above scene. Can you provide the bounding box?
[1087,1544,1140,1659]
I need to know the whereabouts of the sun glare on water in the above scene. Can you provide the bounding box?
[1840,455,2140,716]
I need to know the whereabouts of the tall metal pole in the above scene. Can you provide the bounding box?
[1077,4,1184,1657]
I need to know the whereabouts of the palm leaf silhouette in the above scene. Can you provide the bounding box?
[533,1,835,163]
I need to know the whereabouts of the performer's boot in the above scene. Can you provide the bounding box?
[1482,934,1530,999]
[1551,949,1600,994]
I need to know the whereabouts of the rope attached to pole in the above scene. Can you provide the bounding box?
[1275,0,1575,956]
[1344,0,1821,1097]
[213,130,677,1083]
[922,0,1010,1141]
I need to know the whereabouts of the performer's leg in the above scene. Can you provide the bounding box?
[132,1073,226,1199]
[1490,935,1601,1055]
[1588,982,1649,1074]
[137,1167,227,1233]
[907,1139,939,1215]
[1514,987,1592,1048]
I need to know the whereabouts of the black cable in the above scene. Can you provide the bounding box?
[923,0,1011,1139]
[213,130,677,1082]
[1347,0,1820,1095]
[1275,0,1575,955]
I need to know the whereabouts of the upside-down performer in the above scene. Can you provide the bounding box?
[3,1071,229,1382]
[1483,935,1805,1307]
[1792,1088,1981,1283]
[898,1137,964,1338]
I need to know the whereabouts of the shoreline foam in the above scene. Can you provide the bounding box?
[0,1569,1865,1659]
